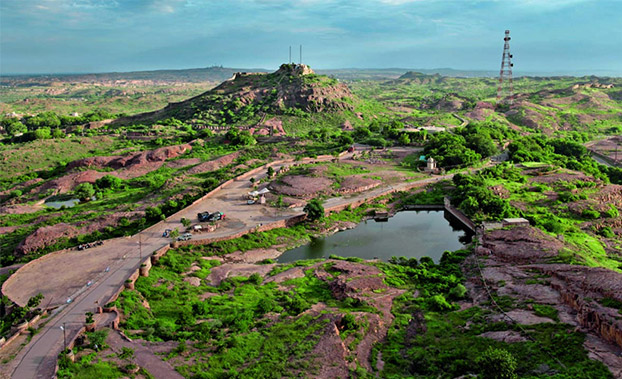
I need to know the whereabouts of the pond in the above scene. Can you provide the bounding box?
[277,210,472,264]
[45,197,80,209]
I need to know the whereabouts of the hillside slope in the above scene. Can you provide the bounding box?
[115,64,355,127]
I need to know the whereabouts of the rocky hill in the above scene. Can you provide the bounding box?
[115,64,354,127]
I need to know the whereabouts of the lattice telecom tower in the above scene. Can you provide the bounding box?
[497,30,514,105]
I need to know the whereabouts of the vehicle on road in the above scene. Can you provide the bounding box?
[197,211,211,222]
[177,233,192,241]
[247,199,256,205]
[206,211,225,221]
[162,228,172,237]
[192,225,203,231]
[77,241,101,250]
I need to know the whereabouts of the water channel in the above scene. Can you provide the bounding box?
[277,210,473,263]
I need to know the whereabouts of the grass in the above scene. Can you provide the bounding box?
[532,304,560,321]
[0,135,122,183]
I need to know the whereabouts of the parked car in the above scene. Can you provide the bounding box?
[206,211,225,221]
[246,199,256,205]
[177,233,192,241]
[197,211,211,222]
[192,225,203,231]
[162,229,172,237]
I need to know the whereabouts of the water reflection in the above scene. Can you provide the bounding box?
[278,211,473,263]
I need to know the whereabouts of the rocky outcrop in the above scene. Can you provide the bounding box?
[15,212,142,254]
[67,144,192,171]
[270,175,333,199]
[482,226,563,264]
[15,223,79,254]
[524,264,622,348]
[35,170,108,195]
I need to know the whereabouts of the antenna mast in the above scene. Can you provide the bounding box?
[300,45,302,64]
[497,30,514,105]
[289,46,292,64]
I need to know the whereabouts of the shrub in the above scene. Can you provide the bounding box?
[95,175,123,190]
[248,273,262,285]
[581,208,600,220]
[598,226,615,238]
[476,347,518,379]
[340,313,360,331]
[448,284,467,300]
[427,294,452,312]
[604,204,619,218]
[74,183,95,202]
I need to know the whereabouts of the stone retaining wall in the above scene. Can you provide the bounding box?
[0,312,45,352]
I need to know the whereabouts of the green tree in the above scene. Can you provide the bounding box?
[145,206,163,221]
[34,127,52,140]
[339,133,354,147]
[169,228,179,239]
[52,128,66,139]
[2,118,27,136]
[303,198,324,221]
[95,175,123,190]
[226,129,256,145]
[398,133,411,145]
[27,293,44,309]
[181,217,191,227]
[74,182,95,201]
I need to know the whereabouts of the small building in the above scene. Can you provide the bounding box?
[426,157,437,172]
[502,218,530,227]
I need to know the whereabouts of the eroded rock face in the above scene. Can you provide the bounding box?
[34,144,193,196]
[36,170,109,195]
[67,144,192,171]
[15,212,142,254]
[526,264,622,349]
[15,223,79,254]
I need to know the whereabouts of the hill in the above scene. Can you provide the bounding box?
[115,64,355,128]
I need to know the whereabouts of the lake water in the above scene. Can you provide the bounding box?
[277,210,472,263]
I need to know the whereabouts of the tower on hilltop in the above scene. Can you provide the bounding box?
[497,30,514,105]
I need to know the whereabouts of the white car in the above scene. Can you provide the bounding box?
[177,233,192,241]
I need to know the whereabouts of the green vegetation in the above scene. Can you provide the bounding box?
[377,250,611,378]
[303,198,325,221]
[0,293,43,338]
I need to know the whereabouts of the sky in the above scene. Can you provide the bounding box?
[1,0,621,75]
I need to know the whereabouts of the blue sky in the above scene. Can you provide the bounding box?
[1,0,621,74]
